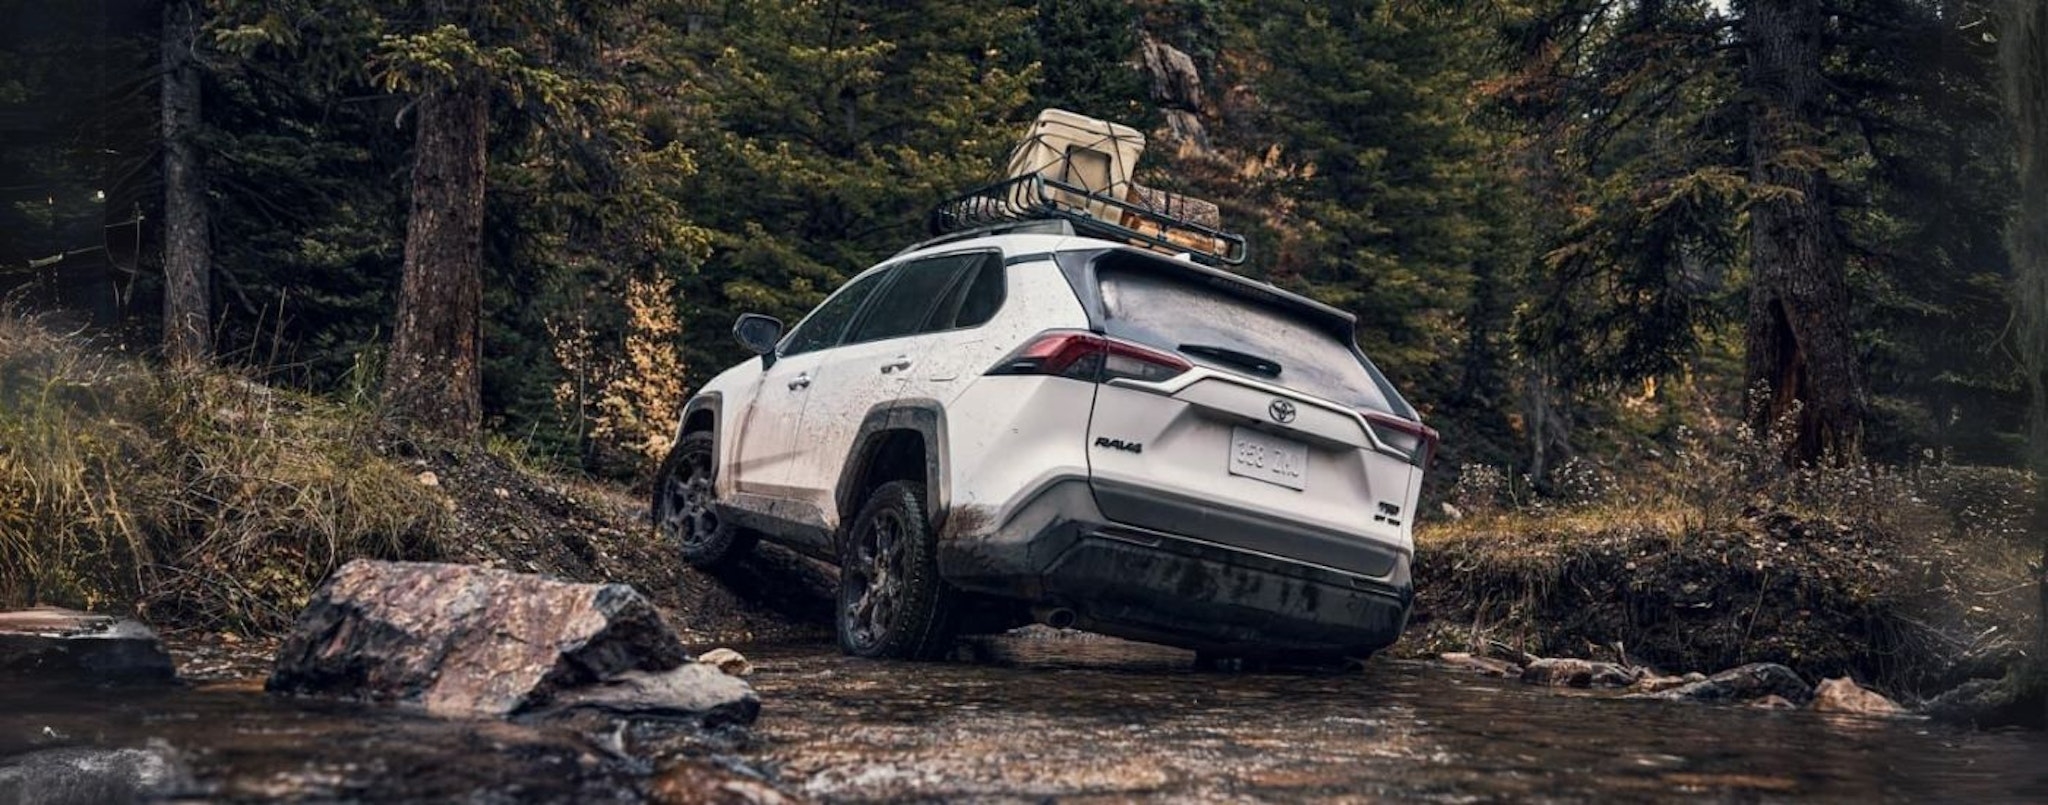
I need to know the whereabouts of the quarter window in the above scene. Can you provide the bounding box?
[847,252,1002,344]
[926,254,1005,331]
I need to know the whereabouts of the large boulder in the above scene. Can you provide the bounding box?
[0,607,175,684]
[268,560,748,720]
[1637,663,1813,705]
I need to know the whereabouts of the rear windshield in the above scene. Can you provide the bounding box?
[1097,264,1395,413]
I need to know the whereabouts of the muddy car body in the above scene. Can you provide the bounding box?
[656,223,1433,661]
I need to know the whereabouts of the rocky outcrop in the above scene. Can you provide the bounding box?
[1139,35,1204,113]
[1137,35,1216,158]
[0,607,175,684]
[0,742,192,804]
[268,560,749,721]
[1810,677,1902,716]
[1638,663,1813,705]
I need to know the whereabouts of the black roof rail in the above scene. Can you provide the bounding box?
[926,174,1249,266]
[892,219,1076,258]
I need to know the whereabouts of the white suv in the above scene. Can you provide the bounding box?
[654,220,1434,663]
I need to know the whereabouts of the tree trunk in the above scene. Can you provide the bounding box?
[1996,0,2048,718]
[160,0,210,366]
[1740,0,1866,463]
[381,83,487,439]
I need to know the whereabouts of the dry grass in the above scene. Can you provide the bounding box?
[1413,422,2039,698]
[0,312,449,632]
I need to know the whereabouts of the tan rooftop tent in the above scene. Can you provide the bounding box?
[928,109,1248,266]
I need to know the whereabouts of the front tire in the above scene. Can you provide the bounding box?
[654,431,756,568]
[836,480,956,660]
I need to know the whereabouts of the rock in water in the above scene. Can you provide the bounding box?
[0,607,175,684]
[268,560,716,717]
[1519,657,1638,688]
[1439,652,1522,678]
[1640,663,1813,705]
[697,648,754,678]
[550,665,759,726]
[1811,677,1902,716]
[0,742,192,805]
[1748,695,1798,710]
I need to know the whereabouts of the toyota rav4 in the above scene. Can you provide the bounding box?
[653,220,1434,663]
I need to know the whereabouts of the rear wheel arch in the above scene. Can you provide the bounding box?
[835,401,950,544]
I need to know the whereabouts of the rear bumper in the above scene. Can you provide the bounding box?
[938,478,1412,654]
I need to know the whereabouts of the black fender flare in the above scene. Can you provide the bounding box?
[679,392,721,442]
[835,399,950,539]
[653,393,723,519]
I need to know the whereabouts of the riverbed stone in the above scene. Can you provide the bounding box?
[698,648,754,678]
[1628,674,1695,694]
[267,560,699,716]
[1439,652,1521,677]
[1639,663,1813,705]
[548,664,759,725]
[1748,694,1798,710]
[1811,677,1902,716]
[0,607,175,684]
[1924,676,2046,729]
[0,742,192,804]
[1519,657,1638,688]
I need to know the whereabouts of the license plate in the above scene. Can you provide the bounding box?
[1228,427,1308,490]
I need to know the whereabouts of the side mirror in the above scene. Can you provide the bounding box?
[733,313,784,363]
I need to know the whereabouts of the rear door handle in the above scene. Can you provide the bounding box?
[787,373,811,390]
[880,356,912,374]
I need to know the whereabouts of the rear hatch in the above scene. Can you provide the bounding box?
[1075,251,1430,578]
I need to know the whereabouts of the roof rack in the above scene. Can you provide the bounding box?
[926,173,1249,267]
[895,219,1077,257]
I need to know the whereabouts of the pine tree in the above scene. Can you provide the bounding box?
[1994,0,2048,716]
[161,0,211,365]
[1232,2,1505,413]
[212,0,664,440]
[1498,0,2018,466]
[664,0,1036,382]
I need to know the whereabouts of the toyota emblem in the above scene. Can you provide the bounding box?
[1268,399,1297,424]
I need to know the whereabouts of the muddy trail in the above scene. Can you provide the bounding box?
[6,629,2046,803]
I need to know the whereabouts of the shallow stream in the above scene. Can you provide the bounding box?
[4,634,2044,802]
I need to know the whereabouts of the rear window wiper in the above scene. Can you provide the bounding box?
[1179,343,1282,377]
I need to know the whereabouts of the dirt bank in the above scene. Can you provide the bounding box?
[1403,498,2038,706]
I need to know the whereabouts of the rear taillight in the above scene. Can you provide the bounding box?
[1364,410,1439,470]
[986,330,1192,383]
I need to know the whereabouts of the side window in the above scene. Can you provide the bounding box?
[846,254,980,344]
[782,269,890,356]
[929,254,1005,330]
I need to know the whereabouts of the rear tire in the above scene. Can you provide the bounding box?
[836,480,957,660]
[654,431,756,568]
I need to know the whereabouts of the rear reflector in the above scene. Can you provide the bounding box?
[1363,410,1439,470]
[986,330,1191,383]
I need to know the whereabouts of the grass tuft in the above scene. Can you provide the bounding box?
[0,311,450,632]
